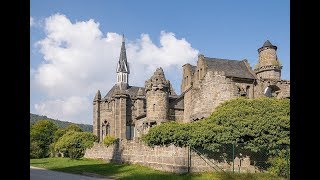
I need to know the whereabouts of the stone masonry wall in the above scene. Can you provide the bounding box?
[84,140,257,173]
[146,90,168,123]
[189,71,238,120]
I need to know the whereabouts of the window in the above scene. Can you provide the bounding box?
[126,125,135,140]
[153,104,156,111]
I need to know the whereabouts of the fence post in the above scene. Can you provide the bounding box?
[286,147,290,180]
[232,143,235,173]
[187,146,191,173]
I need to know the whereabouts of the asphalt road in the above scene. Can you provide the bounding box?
[30,166,111,180]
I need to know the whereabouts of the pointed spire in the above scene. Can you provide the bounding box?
[116,34,130,74]
[94,90,101,101]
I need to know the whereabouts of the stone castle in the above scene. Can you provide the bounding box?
[92,35,290,142]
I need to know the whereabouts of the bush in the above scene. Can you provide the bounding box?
[103,135,117,146]
[268,150,290,177]
[30,141,44,159]
[55,131,98,159]
[142,97,290,154]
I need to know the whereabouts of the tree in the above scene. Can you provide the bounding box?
[53,124,83,143]
[54,131,98,159]
[30,120,58,158]
[142,97,290,154]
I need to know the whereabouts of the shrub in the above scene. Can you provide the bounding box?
[268,150,290,177]
[55,131,98,159]
[142,97,290,154]
[103,135,117,146]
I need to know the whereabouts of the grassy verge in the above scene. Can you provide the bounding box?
[30,158,284,180]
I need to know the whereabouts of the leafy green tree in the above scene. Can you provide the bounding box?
[30,120,58,158]
[142,97,290,155]
[53,124,83,142]
[54,131,98,159]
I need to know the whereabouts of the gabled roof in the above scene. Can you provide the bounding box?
[104,85,145,99]
[204,57,256,79]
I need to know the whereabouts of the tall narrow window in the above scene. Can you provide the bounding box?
[106,124,110,135]
[124,74,127,83]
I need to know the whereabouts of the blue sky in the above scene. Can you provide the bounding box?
[30,0,290,124]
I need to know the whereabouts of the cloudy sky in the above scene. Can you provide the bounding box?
[30,0,290,125]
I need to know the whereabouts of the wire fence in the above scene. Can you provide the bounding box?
[190,143,290,179]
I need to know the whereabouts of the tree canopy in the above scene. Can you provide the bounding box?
[142,97,290,155]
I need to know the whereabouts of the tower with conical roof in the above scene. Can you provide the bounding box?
[116,34,130,89]
[254,40,282,80]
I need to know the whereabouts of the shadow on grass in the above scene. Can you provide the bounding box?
[30,162,49,165]
[214,172,285,180]
[49,163,192,180]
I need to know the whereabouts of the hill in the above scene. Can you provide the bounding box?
[30,113,92,132]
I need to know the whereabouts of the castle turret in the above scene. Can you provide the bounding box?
[116,34,130,89]
[93,90,101,141]
[254,40,282,80]
[145,68,170,124]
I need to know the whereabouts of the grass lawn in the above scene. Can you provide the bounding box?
[30,158,284,180]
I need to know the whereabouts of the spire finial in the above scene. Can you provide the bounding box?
[122,34,125,43]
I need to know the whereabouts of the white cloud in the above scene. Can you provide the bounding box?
[35,96,91,124]
[30,16,34,27]
[32,13,199,124]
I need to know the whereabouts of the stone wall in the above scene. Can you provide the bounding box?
[189,71,238,121]
[85,140,189,173]
[146,90,169,123]
[84,140,257,173]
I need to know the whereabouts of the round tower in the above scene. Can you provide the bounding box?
[254,40,282,80]
[145,67,170,124]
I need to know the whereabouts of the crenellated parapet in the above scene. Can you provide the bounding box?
[145,67,170,92]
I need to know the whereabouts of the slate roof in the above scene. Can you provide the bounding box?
[204,57,256,79]
[104,85,145,99]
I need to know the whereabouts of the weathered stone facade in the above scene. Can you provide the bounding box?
[85,140,257,173]
[88,39,290,172]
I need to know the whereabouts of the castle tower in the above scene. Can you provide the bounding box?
[254,40,282,80]
[113,89,129,140]
[116,34,130,89]
[136,88,145,117]
[93,90,101,141]
[145,68,170,124]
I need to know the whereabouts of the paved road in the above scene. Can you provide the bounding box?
[30,166,111,180]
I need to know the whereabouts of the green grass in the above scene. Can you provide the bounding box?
[30,158,284,180]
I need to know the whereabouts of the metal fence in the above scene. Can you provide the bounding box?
[189,143,290,179]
